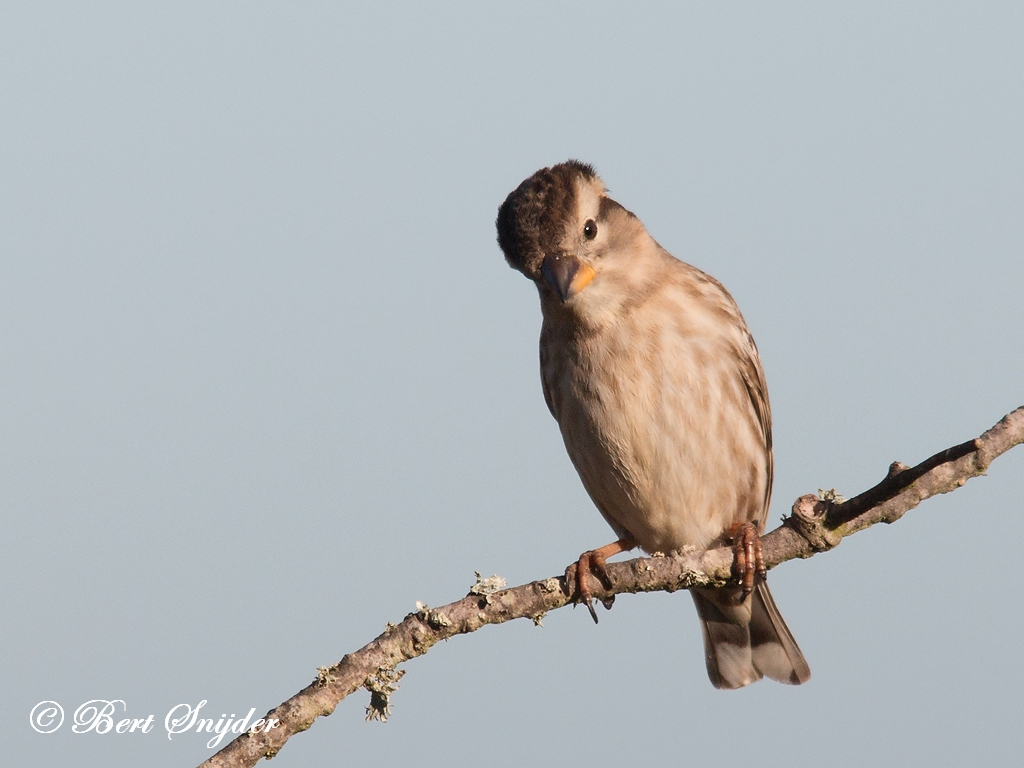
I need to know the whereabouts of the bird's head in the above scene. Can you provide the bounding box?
[496,161,650,315]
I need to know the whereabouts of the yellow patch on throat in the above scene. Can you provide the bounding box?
[569,263,596,296]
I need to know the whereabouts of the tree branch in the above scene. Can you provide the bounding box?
[198,406,1024,768]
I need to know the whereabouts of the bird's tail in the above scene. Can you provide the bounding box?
[691,582,811,689]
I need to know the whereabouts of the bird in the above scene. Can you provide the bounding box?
[495,160,810,689]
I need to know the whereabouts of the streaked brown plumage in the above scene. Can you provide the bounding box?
[496,160,810,688]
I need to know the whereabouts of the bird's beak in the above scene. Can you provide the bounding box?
[541,253,596,302]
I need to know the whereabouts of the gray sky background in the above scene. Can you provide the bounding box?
[3,3,1023,767]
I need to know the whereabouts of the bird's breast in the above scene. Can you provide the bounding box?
[540,309,769,554]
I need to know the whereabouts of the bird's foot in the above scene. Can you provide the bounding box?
[727,521,766,597]
[566,537,635,624]
[572,550,612,623]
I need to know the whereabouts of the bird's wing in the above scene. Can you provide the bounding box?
[737,333,774,522]
[538,326,560,421]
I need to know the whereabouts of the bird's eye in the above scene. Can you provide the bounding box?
[583,219,598,240]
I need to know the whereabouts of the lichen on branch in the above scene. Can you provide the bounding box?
[198,406,1024,768]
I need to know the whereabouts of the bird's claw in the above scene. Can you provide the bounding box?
[568,549,614,624]
[727,521,766,597]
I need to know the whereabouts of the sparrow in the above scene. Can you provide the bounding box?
[495,160,810,689]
